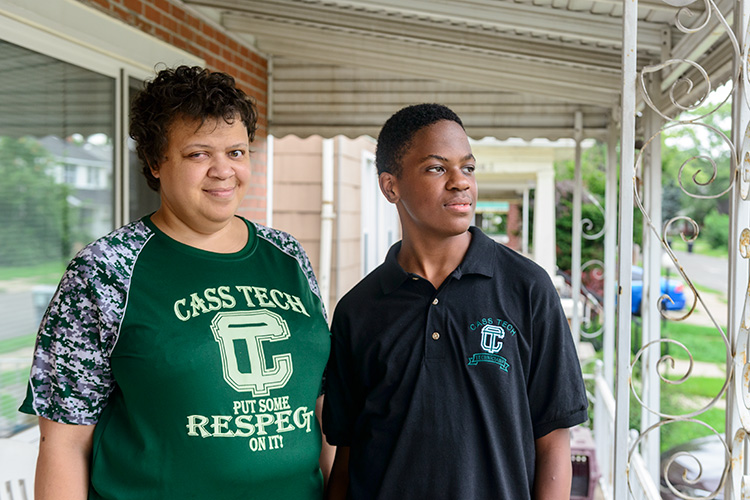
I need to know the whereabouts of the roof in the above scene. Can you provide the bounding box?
[186,0,734,141]
[0,0,733,143]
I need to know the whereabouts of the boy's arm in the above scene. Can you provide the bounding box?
[316,395,336,486]
[533,427,572,500]
[35,416,95,500]
[324,446,350,500]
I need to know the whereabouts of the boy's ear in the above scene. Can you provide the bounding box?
[378,172,399,204]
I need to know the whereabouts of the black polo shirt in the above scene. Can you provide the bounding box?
[323,227,588,499]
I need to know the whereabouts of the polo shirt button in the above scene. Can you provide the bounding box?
[411,276,419,281]
[432,298,439,305]
[432,332,440,340]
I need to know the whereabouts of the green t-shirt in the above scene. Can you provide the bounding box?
[21,216,330,499]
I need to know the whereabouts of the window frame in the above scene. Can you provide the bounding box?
[0,0,202,227]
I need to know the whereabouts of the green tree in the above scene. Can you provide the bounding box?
[554,141,643,273]
[0,136,73,267]
[702,209,729,249]
[661,101,732,227]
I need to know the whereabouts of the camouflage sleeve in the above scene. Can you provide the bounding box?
[22,221,151,424]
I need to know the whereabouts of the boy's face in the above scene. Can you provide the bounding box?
[380,119,477,242]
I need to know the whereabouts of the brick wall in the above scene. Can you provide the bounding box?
[76,0,269,223]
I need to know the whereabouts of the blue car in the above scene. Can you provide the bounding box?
[631,265,686,315]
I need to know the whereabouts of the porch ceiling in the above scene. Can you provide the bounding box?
[183,0,734,141]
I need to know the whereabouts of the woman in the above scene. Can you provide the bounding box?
[20,66,331,499]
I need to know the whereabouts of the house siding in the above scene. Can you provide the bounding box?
[273,135,376,310]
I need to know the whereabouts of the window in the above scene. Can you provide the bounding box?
[0,0,199,439]
[63,164,78,185]
[0,39,117,435]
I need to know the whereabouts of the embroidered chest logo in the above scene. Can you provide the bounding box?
[481,324,504,353]
[467,317,516,372]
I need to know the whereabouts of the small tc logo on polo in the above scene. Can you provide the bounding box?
[480,324,505,353]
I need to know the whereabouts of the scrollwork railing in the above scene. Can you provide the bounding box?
[627,0,741,496]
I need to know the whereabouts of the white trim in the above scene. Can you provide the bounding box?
[360,150,398,277]
[266,135,275,227]
[360,152,376,276]
[319,139,335,314]
[115,70,125,228]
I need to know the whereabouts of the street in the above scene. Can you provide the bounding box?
[670,249,728,293]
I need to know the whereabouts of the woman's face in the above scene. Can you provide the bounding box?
[152,116,251,234]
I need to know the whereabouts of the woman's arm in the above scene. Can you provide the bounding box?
[533,427,572,500]
[35,416,96,500]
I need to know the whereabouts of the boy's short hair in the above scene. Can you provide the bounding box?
[129,65,258,191]
[375,103,464,177]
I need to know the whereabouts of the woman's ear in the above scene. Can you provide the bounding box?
[149,162,160,179]
[378,172,399,204]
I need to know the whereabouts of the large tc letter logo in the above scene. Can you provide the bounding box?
[480,324,505,354]
[211,310,293,396]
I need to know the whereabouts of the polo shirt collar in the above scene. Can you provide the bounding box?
[379,226,495,295]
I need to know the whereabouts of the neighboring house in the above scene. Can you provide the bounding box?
[38,135,113,244]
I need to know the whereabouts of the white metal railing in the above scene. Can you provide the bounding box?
[629,445,662,500]
[0,358,34,438]
[591,360,661,500]
[592,361,615,500]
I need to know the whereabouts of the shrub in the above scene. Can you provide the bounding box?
[701,209,729,249]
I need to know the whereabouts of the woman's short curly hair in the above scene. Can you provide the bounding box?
[129,65,258,191]
[375,103,464,177]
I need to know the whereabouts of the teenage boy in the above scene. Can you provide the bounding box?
[323,103,588,499]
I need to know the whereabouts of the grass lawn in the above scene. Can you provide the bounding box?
[0,334,36,355]
[627,375,726,453]
[0,261,66,285]
[660,322,729,365]
[659,376,726,452]
[0,361,34,434]
[621,320,728,453]
[668,237,728,259]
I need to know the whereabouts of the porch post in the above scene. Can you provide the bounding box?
[728,0,750,495]
[604,117,618,390]
[522,185,530,256]
[596,117,619,498]
[640,77,663,482]
[533,169,557,276]
[571,111,584,344]
[614,0,638,495]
